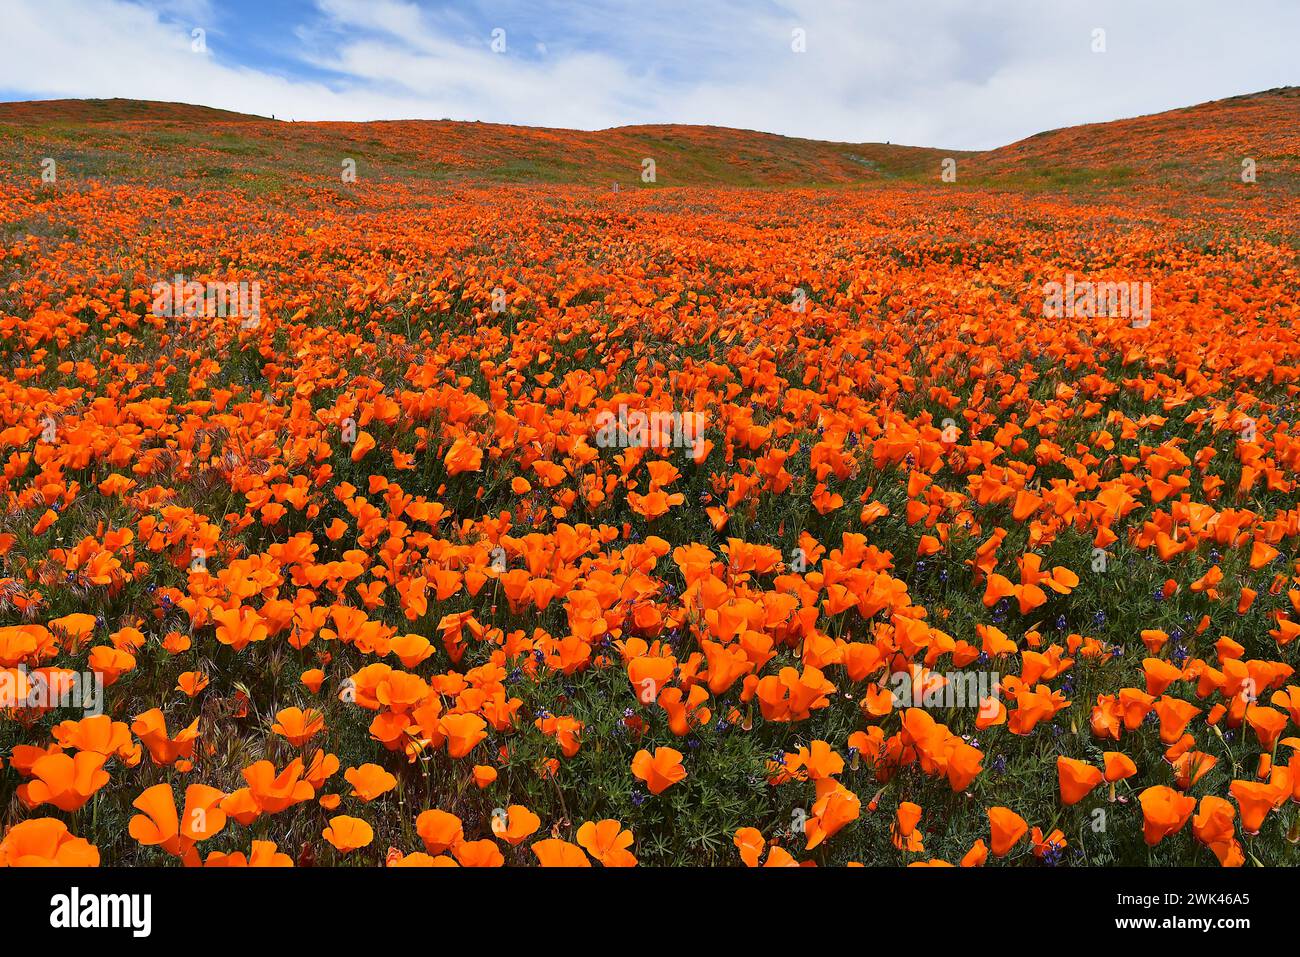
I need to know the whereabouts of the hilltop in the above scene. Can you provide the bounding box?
[0,98,956,188]
[0,88,1295,194]
[966,86,1300,190]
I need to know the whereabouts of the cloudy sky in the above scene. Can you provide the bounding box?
[0,0,1294,150]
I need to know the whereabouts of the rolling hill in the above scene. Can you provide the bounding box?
[0,88,1295,195]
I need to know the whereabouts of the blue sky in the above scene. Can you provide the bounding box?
[0,0,1295,150]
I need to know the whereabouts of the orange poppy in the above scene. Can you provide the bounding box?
[631,747,687,795]
[1056,756,1104,805]
[322,815,374,853]
[1139,786,1196,845]
[987,806,1028,857]
[576,819,637,867]
[343,763,397,802]
[0,818,100,867]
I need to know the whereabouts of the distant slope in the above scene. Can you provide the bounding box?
[0,89,1295,193]
[0,98,265,124]
[0,98,958,188]
[965,87,1300,189]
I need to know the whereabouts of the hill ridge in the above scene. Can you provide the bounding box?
[0,87,1295,191]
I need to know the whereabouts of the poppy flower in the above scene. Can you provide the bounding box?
[1103,751,1137,783]
[323,815,373,853]
[1172,751,1218,790]
[87,646,135,685]
[130,709,199,766]
[1229,777,1287,835]
[1191,795,1241,864]
[49,614,96,650]
[51,715,134,758]
[988,807,1028,857]
[206,840,294,867]
[444,438,483,476]
[1139,786,1196,845]
[130,783,226,864]
[1031,827,1067,859]
[1245,706,1288,751]
[576,820,637,867]
[531,838,592,867]
[211,605,269,652]
[1056,756,1104,805]
[807,782,862,849]
[176,671,210,697]
[439,713,488,758]
[0,818,99,867]
[416,809,465,854]
[18,751,110,812]
[243,758,315,813]
[385,851,437,867]
[490,805,541,846]
[452,839,504,867]
[735,827,768,867]
[272,707,326,747]
[1152,695,1200,743]
[960,839,988,867]
[343,764,397,802]
[896,802,922,838]
[631,747,687,795]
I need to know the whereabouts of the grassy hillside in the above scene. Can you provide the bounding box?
[0,98,960,188]
[963,87,1300,193]
[0,89,1295,196]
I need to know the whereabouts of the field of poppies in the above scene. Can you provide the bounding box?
[0,90,1298,868]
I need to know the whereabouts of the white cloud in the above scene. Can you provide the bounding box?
[0,0,1294,148]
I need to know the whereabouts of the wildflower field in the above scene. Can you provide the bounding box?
[0,89,1298,869]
